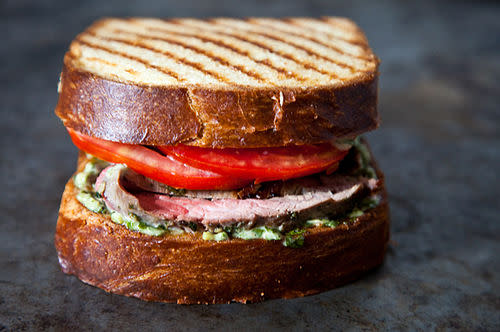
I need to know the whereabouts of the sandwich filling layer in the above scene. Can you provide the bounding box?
[73,138,381,246]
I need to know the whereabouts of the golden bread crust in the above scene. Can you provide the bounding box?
[55,175,389,304]
[56,65,378,147]
[55,17,380,147]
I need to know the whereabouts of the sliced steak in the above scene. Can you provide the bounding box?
[95,164,378,230]
[121,170,239,199]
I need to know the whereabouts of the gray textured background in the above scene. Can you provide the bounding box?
[1,0,499,330]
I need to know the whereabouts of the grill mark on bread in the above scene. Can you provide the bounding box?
[120,18,304,83]
[65,17,378,89]
[213,29,341,79]
[286,18,368,47]
[212,19,362,72]
[84,31,232,83]
[258,58,299,79]
[202,39,305,82]
[110,28,267,83]
[146,19,309,83]
[242,28,355,70]
[75,38,182,80]
[175,19,338,79]
[85,57,118,67]
[320,18,370,49]
[291,18,369,48]
[248,18,372,60]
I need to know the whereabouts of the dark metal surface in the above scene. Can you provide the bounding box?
[1,0,499,330]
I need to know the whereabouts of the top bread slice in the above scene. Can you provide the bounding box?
[55,17,380,148]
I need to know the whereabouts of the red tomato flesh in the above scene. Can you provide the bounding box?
[159,143,349,183]
[67,129,253,190]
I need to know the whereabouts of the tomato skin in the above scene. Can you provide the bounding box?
[159,143,349,183]
[67,129,349,190]
[67,129,253,190]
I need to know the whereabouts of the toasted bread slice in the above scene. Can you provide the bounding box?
[56,17,380,147]
[55,153,389,304]
[68,17,377,87]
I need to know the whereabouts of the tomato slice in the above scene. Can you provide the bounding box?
[67,129,253,190]
[159,143,349,183]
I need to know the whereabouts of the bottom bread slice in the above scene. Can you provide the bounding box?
[55,175,390,304]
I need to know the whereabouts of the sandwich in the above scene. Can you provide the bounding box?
[54,17,389,304]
